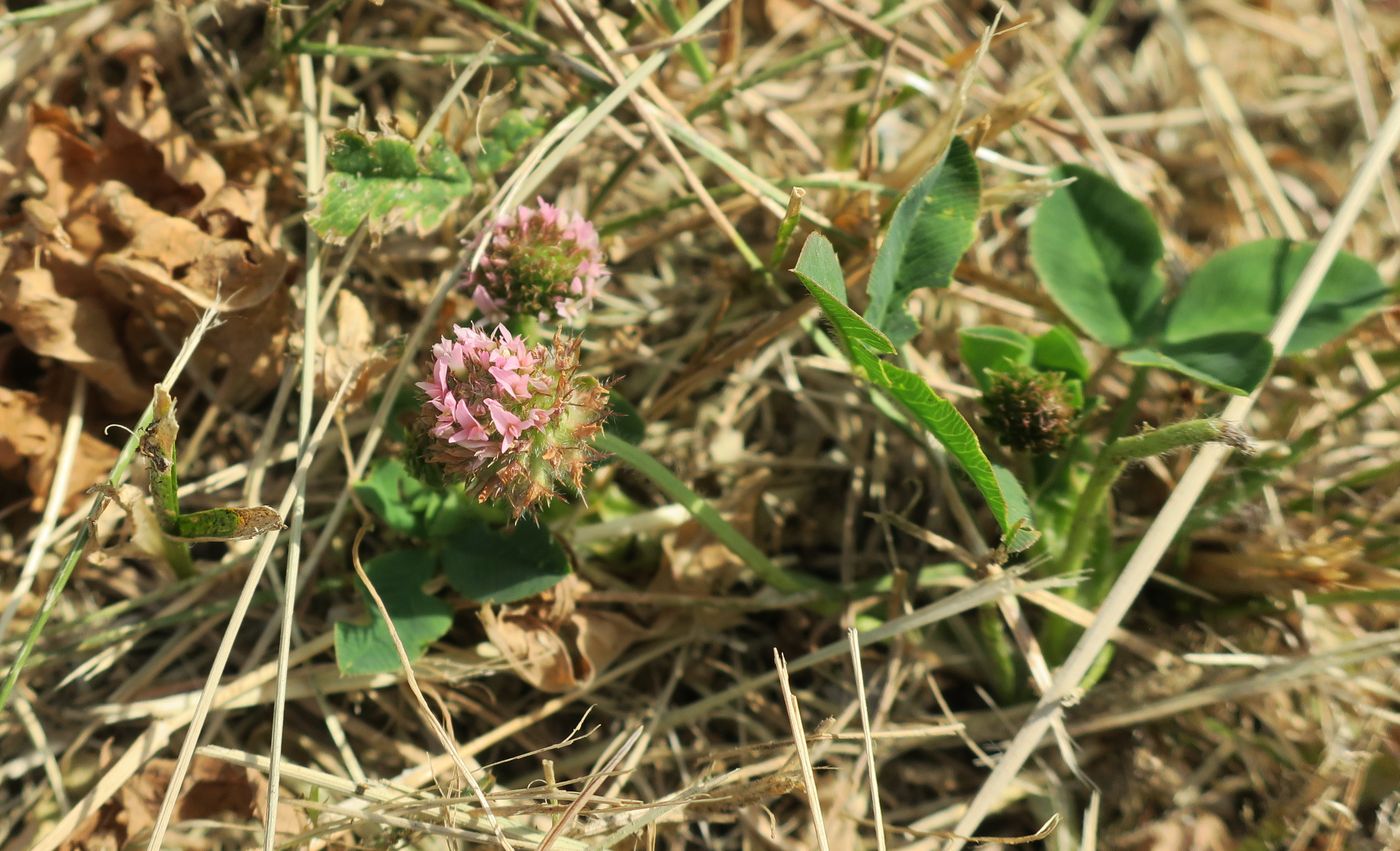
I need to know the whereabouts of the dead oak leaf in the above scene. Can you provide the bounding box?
[101,53,224,206]
[62,755,315,851]
[0,267,148,409]
[318,289,395,409]
[25,106,103,229]
[95,181,288,313]
[0,386,117,512]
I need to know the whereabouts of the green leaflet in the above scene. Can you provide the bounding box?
[310,130,474,243]
[440,517,572,604]
[1162,239,1388,356]
[335,549,453,676]
[958,326,1033,392]
[863,137,982,345]
[794,234,1038,553]
[1029,165,1164,349]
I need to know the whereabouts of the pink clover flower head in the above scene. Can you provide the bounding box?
[464,198,608,325]
[416,324,609,515]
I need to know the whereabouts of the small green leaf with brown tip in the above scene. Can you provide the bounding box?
[167,505,285,542]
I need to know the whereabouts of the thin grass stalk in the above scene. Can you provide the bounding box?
[848,628,888,851]
[261,50,325,850]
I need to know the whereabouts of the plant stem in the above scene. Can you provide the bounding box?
[1057,418,1246,583]
[0,0,99,27]
[767,187,806,272]
[1063,0,1121,68]
[592,432,825,595]
[1104,367,1147,443]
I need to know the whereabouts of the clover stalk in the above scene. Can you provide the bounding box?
[1058,417,1252,586]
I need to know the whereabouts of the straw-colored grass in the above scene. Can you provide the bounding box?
[1,1,1398,849]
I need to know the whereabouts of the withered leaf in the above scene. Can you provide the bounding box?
[0,386,117,512]
[480,575,643,693]
[318,290,395,408]
[0,267,147,409]
[101,53,224,206]
[95,181,287,312]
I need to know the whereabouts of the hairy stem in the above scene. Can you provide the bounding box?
[1058,418,1249,584]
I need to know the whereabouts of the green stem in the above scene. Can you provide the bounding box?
[0,0,99,27]
[978,604,1020,700]
[284,0,354,52]
[592,432,826,595]
[1063,0,1122,68]
[767,188,806,272]
[292,42,551,66]
[1057,418,1246,582]
[1105,367,1148,443]
[450,0,551,52]
[654,0,713,83]
[145,391,196,579]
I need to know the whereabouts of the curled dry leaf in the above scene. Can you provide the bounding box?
[0,386,117,512]
[100,52,225,205]
[96,483,167,563]
[0,268,147,406]
[21,198,72,249]
[95,181,288,313]
[480,575,642,693]
[318,290,396,408]
[0,45,290,411]
[658,520,748,594]
[61,755,316,851]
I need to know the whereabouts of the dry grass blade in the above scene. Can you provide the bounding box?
[888,813,1061,844]
[847,628,887,851]
[260,49,328,851]
[535,726,644,851]
[775,649,831,851]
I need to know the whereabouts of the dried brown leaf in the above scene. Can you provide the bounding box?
[5,56,292,409]
[481,576,643,693]
[0,386,117,511]
[94,181,287,312]
[101,53,224,205]
[0,267,147,408]
[319,290,395,408]
[61,755,312,851]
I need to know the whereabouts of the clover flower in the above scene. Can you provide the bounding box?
[465,199,608,325]
[416,323,608,514]
[981,365,1078,454]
